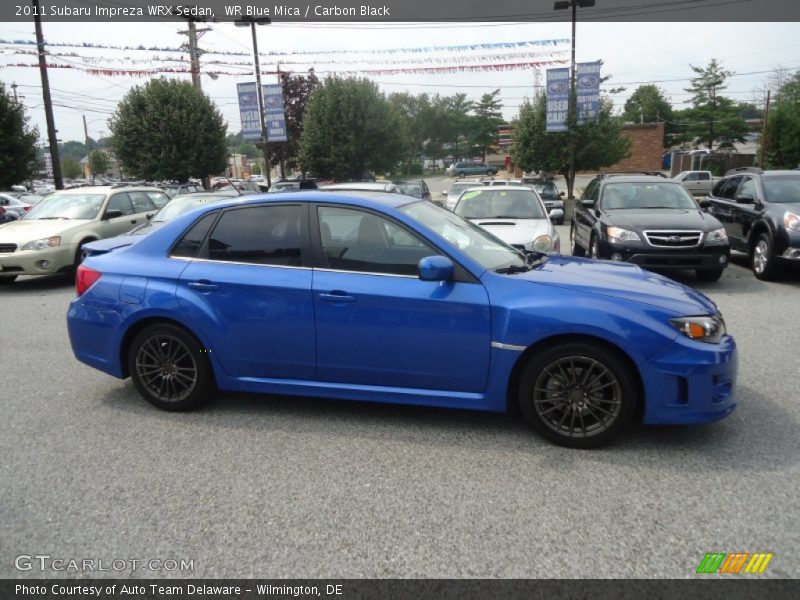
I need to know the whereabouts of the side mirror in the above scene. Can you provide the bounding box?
[698,198,711,209]
[146,212,155,221]
[736,194,755,204]
[440,191,448,197]
[418,255,454,282]
[580,199,596,209]
[549,208,565,222]
[559,191,565,197]
[103,210,124,220]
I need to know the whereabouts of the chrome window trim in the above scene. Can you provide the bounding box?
[169,255,311,270]
[313,267,417,279]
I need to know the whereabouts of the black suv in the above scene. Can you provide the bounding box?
[706,167,800,280]
[571,175,730,281]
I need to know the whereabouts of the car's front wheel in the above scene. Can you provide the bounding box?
[518,342,637,448]
[590,236,601,259]
[456,171,465,178]
[128,323,215,411]
[751,233,782,281]
[570,223,586,257]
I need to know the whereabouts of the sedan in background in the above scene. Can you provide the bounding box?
[441,180,484,210]
[320,182,400,193]
[0,193,34,219]
[454,186,561,254]
[68,191,737,448]
[81,191,241,258]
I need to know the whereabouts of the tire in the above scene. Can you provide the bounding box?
[751,232,782,281]
[589,236,601,260]
[517,342,638,448]
[457,171,465,178]
[570,223,586,257]
[486,170,496,176]
[127,323,215,411]
[695,268,724,282]
[0,275,17,285]
[73,240,92,271]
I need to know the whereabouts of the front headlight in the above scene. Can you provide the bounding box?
[670,315,726,344]
[784,212,800,232]
[606,226,641,244]
[21,236,61,251]
[532,235,553,252]
[706,227,728,243]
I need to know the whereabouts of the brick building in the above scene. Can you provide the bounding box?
[604,122,665,171]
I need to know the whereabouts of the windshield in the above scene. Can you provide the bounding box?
[399,201,525,272]
[454,189,547,219]
[23,193,105,220]
[762,176,800,204]
[152,194,231,222]
[526,182,560,199]
[395,182,422,197]
[601,182,698,210]
[447,183,474,196]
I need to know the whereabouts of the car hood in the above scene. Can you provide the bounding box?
[601,208,720,232]
[469,218,553,246]
[513,255,718,316]
[0,218,91,244]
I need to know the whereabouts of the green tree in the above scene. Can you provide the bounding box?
[621,84,685,147]
[276,68,319,172]
[0,81,38,188]
[109,78,227,181]
[61,157,82,179]
[299,77,408,181]
[683,59,748,150]
[470,89,504,162]
[89,149,109,176]
[765,71,800,169]
[511,94,631,198]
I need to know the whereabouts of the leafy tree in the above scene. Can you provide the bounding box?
[0,81,38,188]
[682,59,748,150]
[275,68,319,172]
[622,84,685,147]
[765,70,800,169]
[299,77,408,181]
[511,94,631,198]
[446,94,475,160]
[109,78,227,182]
[737,102,763,120]
[61,157,82,179]
[89,149,110,176]
[471,89,504,162]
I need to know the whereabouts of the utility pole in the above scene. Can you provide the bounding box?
[32,0,63,190]
[759,90,771,169]
[10,83,19,103]
[277,62,285,180]
[178,16,211,93]
[83,114,94,182]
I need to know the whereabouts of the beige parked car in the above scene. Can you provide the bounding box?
[0,186,170,284]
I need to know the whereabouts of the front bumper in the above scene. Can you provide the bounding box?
[598,238,730,270]
[0,244,77,277]
[641,334,737,425]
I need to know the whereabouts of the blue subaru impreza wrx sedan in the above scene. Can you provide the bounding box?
[67,192,737,447]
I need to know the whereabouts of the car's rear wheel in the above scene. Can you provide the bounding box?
[695,268,724,282]
[0,276,17,285]
[751,233,782,281]
[518,342,637,448]
[487,170,496,176]
[128,323,214,411]
[570,223,586,257]
[457,171,465,178]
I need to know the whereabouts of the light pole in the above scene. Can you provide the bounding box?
[554,0,595,200]
[235,16,272,189]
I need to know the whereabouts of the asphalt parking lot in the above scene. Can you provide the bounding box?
[1,217,799,579]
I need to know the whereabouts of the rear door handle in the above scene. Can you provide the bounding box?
[319,291,356,303]
[188,280,219,292]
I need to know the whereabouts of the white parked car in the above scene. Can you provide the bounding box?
[440,179,484,210]
[453,186,561,253]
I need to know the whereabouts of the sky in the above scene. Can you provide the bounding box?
[1,20,799,143]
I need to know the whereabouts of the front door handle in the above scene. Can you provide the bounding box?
[319,291,356,303]
[188,280,219,292]
[130,219,138,224]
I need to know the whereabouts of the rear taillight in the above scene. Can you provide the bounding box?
[23,206,31,211]
[76,265,101,296]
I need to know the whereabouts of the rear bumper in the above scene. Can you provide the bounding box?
[641,335,737,425]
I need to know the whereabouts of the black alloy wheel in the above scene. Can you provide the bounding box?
[518,342,637,448]
[128,324,214,411]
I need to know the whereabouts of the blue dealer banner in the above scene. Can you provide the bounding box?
[545,67,570,132]
[262,84,288,143]
[236,82,262,140]
[576,61,602,125]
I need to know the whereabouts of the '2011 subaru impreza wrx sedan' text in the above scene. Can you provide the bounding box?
[67,192,737,447]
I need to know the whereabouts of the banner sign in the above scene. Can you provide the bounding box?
[262,84,288,142]
[576,61,602,125]
[236,82,262,140]
[545,67,569,132]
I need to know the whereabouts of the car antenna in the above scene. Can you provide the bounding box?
[225,177,243,196]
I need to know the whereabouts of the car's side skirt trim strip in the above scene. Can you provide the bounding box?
[491,341,526,352]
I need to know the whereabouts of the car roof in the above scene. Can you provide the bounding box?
[601,176,678,184]
[204,191,418,211]
[321,182,395,191]
[48,185,164,194]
